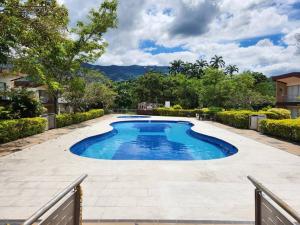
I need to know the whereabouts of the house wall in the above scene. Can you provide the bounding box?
[276,81,287,103]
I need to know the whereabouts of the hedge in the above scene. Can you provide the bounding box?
[216,108,291,129]
[152,107,224,118]
[0,117,47,143]
[216,110,253,129]
[56,109,104,128]
[259,108,291,119]
[152,108,199,117]
[260,119,300,142]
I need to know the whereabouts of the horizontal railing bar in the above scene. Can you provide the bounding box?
[23,174,88,225]
[247,176,300,223]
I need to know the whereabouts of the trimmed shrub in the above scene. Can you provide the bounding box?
[0,117,47,143]
[198,107,224,119]
[56,109,104,128]
[216,110,253,129]
[265,108,291,119]
[153,108,196,117]
[260,119,300,142]
[172,104,182,110]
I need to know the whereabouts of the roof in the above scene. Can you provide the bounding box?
[272,72,300,81]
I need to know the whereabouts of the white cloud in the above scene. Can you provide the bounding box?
[59,0,300,76]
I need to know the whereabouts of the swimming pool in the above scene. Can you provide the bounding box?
[70,120,238,160]
[117,115,151,118]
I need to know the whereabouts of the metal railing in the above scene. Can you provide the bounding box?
[23,174,88,225]
[248,176,300,225]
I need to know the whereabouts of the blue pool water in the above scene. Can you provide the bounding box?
[70,120,238,160]
[117,115,150,118]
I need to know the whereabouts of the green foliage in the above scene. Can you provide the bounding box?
[260,119,300,142]
[259,108,291,119]
[172,104,182,110]
[216,110,254,129]
[210,55,225,69]
[0,117,47,143]
[199,107,224,118]
[114,81,136,109]
[152,108,197,117]
[0,106,12,120]
[5,0,118,114]
[3,89,43,118]
[84,83,117,110]
[56,109,104,128]
[216,108,291,129]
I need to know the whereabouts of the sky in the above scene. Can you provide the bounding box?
[58,0,300,76]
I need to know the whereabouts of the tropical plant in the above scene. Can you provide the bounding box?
[4,89,44,118]
[225,64,239,75]
[169,60,184,75]
[210,55,225,69]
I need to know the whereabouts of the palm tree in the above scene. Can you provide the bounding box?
[195,59,208,78]
[183,62,198,78]
[169,60,184,75]
[210,55,225,69]
[225,64,239,76]
[195,59,208,68]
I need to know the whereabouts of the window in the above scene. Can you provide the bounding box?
[287,85,300,102]
[0,82,6,91]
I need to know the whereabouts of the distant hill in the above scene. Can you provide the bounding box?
[84,64,169,81]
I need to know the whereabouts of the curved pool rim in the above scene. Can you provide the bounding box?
[70,120,238,160]
[117,115,151,118]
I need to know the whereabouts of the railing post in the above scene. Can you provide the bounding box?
[255,188,261,225]
[74,185,82,225]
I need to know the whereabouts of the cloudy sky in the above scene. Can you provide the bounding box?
[59,0,300,76]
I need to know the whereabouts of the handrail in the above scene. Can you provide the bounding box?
[247,176,300,223]
[23,174,88,225]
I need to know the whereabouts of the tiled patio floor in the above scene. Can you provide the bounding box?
[0,115,111,157]
[0,115,299,222]
[204,121,300,156]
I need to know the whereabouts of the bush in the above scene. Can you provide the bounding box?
[198,107,224,119]
[216,108,291,129]
[216,110,253,129]
[0,106,13,120]
[148,107,224,118]
[172,104,182,110]
[56,109,104,128]
[153,108,196,117]
[5,89,44,118]
[260,119,300,142]
[0,117,47,143]
[265,108,291,119]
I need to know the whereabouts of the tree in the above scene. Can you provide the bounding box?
[134,72,165,103]
[199,68,232,107]
[195,59,208,77]
[114,81,136,109]
[225,65,239,76]
[84,83,117,110]
[0,0,68,66]
[249,71,268,84]
[210,55,225,69]
[169,60,184,75]
[6,0,118,113]
[182,62,199,78]
[62,77,86,112]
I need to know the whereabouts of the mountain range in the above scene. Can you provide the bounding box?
[84,64,169,81]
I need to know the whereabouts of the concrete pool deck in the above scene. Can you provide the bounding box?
[0,115,299,223]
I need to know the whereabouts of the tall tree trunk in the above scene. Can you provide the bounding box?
[53,94,59,114]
